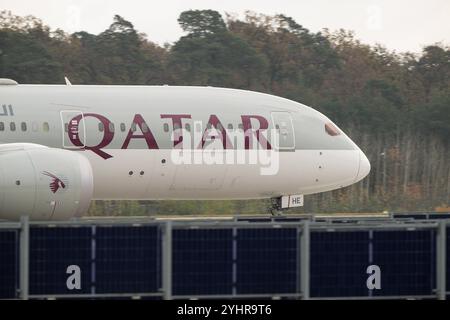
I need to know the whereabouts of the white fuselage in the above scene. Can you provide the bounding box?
[0,84,370,200]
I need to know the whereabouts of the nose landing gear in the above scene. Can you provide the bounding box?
[269,197,284,216]
[268,195,304,216]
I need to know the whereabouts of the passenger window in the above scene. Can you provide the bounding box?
[43,122,50,132]
[10,122,16,131]
[228,124,233,130]
[185,123,191,132]
[131,123,136,132]
[163,123,169,132]
[0,122,4,131]
[120,123,126,132]
[238,123,243,131]
[64,123,68,133]
[142,122,149,133]
[109,123,115,132]
[98,122,104,132]
[21,122,27,131]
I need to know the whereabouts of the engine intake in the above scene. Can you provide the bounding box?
[0,144,93,220]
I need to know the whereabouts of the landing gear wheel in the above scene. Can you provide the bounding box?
[267,195,304,216]
[268,197,284,216]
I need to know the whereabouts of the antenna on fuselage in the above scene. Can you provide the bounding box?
[64,76,72,86]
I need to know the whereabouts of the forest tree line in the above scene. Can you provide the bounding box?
[0,10,448,215]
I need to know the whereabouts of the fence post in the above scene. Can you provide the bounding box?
[19,216,29,300]
[162,221,173,300]
[300,220,310,300]
[436,220,446,300]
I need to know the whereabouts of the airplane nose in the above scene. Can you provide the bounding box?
[355,150,371,182]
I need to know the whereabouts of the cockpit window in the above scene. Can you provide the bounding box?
[325,122,340,136]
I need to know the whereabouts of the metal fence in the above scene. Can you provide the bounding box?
[0,215,448,299]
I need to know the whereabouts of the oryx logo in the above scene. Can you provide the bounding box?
[42,171,68,193]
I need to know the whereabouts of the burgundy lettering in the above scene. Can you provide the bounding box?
[68,113,114,159]
[198,115,233,149]
[241,115,272,150]
[160,114,191,147]
[121,114,159,150]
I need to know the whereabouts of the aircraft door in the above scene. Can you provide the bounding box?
[60,110,86,149]
[271,112,295,151]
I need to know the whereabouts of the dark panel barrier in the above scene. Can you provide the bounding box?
[273,218,307,222]
[372,230,436,296]
[392,214,427,220]
[95,226,161,293]
[172,229,232,296]
[236,228,298,294]
[237,218,272,223]
[428,214,450,220]
[2,220,442,299]
[310,231,369,297]
[29,227,92,295]
[392,213,450,220]
[0,230,18,299]
[447,227,450,294]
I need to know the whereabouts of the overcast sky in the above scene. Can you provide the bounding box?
[1,0,449,53]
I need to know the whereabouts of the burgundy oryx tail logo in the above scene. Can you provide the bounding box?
[42,171,66,193]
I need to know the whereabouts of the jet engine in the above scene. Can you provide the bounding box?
[0,143,93,220]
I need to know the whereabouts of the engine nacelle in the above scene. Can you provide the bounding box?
[0,144,93,220]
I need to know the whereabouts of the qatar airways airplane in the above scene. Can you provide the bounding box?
[0,78,370,220]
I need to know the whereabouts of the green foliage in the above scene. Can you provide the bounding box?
[0,29,63,83]
[82,15,165,84]
[416,45,450,92]
[178,10,227,37]
[413,91,450,139]
[168,31,268,87]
